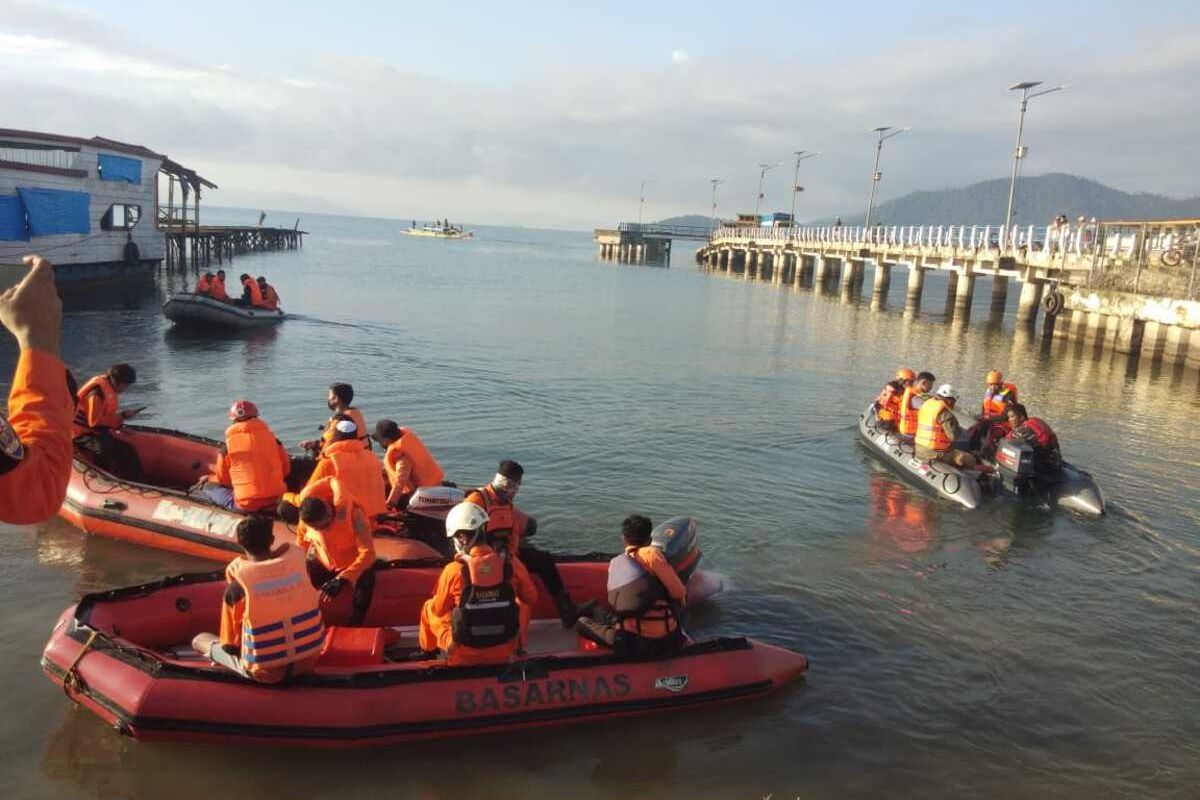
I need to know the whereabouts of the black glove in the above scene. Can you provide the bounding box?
[320,577,346,600]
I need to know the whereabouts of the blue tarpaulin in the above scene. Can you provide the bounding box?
[0,195,28,241]
[97,153,142,184]
[17,188,90,236]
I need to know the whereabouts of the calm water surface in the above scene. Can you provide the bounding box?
[2,210,1198,799]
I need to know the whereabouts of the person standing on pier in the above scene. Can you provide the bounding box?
[0,255,73,524]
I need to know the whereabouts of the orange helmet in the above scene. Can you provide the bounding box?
[229,400,259,421]
[895,368,915,382]
[985,370,1003,384]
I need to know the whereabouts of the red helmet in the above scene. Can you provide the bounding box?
[229,400,258,421]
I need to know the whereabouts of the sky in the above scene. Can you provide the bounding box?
[1,0,1197,228]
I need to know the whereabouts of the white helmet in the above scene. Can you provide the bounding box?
[935,383,959,401]
[445,502,489,539]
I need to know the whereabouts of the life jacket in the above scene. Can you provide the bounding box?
[297,477,375,575]
[243,277,265,307]
[982,383,1018,417]
[260,284,280,311]
[226,544,324,676]
[211,277,229,301]
[607,551,678,639]
[195,276,212,295]
[72,374,121,434]
[450,549,520,648]
[469,484,518,554]
[320,438,387,519]
[877,382,903,423]
[224,417,286,508]
[899,386,925,436]
[915,398,953,453]
[384,428,444,495]
[1022,417,1057,449]
[321,407,370,449]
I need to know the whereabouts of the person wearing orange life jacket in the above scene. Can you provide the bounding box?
[256,276,280,311]
[576,514,688,658]
[970,369,1020,451]
[235,272,265,308]
[210,270,230,302]
[0,255,74,525]
[195,272,215,296]
[915,384,978,469]
[200,400,291,512]
[300,382,370,455]
[371,419,445,510]
[899,371,936,438]
[465,459,577,627]
[72,362,143,480]
[277,475,378,625]
[306,416,388,520]
[874,369,912,431]
[192,515,324,683]
[415,502,538,665]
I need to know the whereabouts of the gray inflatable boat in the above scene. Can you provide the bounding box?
[163,293,284,329]
[858,403,1105,516]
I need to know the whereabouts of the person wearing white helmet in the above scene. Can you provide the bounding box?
[199,399,291,511]
[914,383,977,469]
[415,501,538,665]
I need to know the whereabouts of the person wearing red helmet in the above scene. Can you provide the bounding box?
[199,400,292,511]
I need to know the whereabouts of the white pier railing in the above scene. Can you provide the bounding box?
[712,223,1106,256]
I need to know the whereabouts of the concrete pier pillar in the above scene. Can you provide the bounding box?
[1114,318,1145,355]
[1084,312,1104,345]
[1016,279,1043,324]
[954,272,975,312]
[873,262,891,298]
[1163,325,1191,365]
[747,249,759,276]
[990,275,1009,314]
[1141,321,1167,360]
[944,271,960,316]
[814,256,830,288]
[905,264,925,312]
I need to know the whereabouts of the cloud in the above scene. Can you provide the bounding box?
[0,3,1196,228]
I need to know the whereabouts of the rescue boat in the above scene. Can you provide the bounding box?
[858,403,1104,515]
[42,570,804,747]
[162,292,284,329]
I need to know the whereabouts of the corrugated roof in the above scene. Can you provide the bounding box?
[0,128,216,189]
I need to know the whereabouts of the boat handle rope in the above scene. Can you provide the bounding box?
[62,629,99,701]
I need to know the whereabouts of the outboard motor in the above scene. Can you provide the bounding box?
[650,516,702,583]
[404,485,465,555]
[994,439,1036,494]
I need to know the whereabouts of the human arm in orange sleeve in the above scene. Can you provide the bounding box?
[0,349,73,524]
[335,505,377,584]
[510,556,539,608]
[429,561,462,618]
[209,446,231,486]
[218,579,246,649]
[643,547,687,604]
[307,455,334,488]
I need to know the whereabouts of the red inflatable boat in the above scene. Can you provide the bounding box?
[43,572,806,747]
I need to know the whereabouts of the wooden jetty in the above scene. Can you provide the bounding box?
[161,221,305,270]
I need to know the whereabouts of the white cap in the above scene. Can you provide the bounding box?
[935,383,959,401]
[334,419,358,435]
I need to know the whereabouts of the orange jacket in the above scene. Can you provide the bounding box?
[210,417,290,511]
[242,277,265,307]
[877,384,901,423]
[195,276,212,295]
[982,383,1018,418]
[210,276,229,301]
[899,386,925,436]
[220,542,324,683]
[419,543,538,666]
[915,398,956,453]
[72,374,122,436]
[308,438,387,519]
[0,349,73,525]
[320,407,369,449]
[464,484,530,554]
[295,476,376,583]
[384,428,444,502]
[617,545,687,638]
[260,284,280,311]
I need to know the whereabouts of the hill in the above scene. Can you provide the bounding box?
[811,174,1200,227]
[653,214,716,228]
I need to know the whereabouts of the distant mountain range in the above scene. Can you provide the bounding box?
[658,174,1200,228]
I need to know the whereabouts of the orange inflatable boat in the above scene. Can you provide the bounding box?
[43,570,804,747]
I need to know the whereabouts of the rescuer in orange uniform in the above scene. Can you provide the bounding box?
[372,419,445,509]
[306,416,388,519]
[192,515,324,683]
[300,383,370,454]
[899,371,935,438]
[576,514,688,657]
[972,369,1021,452]
[236,273,264,308]
[0,255,73,525]
[278,475,378,625]
[256,276,280,310]
[199,400,291,511]
[915,384,979,469]
[210,270,229,302]
[73,362,143,480]
[195,272,215,295]
[416,502,538,665]
[465,459,576,626]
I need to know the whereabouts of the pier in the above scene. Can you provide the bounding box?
[594,222,712,264]
[695,220,1200,369]
[161,221,305,270]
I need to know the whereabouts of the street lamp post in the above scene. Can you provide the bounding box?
[1003,81,1066,245]
[638,178,656,226]
[864,126,909,233]
[754,162,780,218]
[709,178,725,232]
[790,150,819,228]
